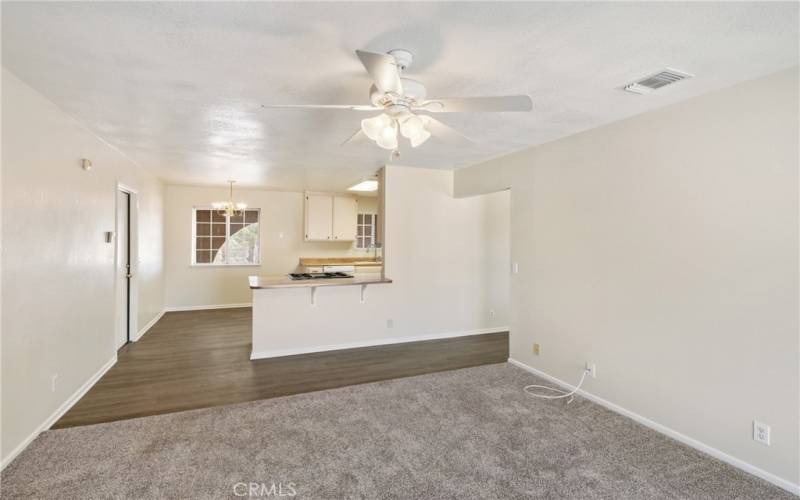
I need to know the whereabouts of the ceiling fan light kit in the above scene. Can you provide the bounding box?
[262,48,533,156]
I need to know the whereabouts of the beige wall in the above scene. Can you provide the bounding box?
[382,166,508,334]
[1,69,165,465]
[482,190,510,328]
[163,185,378,308]
[454,68,799,488]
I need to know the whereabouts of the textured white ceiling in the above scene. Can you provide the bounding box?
[2,2,798,191]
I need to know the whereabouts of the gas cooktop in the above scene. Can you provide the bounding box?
[287,272,353,281]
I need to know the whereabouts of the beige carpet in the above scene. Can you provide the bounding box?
[1,363,792,499]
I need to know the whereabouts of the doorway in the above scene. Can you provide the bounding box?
[115,186,137,349]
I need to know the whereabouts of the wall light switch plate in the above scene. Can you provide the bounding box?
[753,420,770,446]
[512,262,519,274]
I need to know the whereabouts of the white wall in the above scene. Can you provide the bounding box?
[163,185,378,308]
[1,69,165,465]
[251,166,510,357]
[454,68,799,489]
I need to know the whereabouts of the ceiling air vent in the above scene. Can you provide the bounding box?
[623,69,693,95]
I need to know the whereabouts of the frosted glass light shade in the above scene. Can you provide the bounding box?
[361,114,393,141]
[400,115,424,139]
[376,123,398,150]
[409,128,431,148]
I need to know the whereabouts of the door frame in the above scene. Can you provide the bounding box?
[116,182,139,344]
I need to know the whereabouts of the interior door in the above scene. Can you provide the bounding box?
[115,190,130,349]
[305,194,333,241]
[332,196,357,241]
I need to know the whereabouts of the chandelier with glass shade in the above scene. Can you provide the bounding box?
[213,180,247,218]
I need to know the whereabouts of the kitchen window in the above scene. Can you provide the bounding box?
[356,212,377,249]
[192,208,260,265]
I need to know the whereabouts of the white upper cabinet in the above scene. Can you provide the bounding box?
[305,193,333,241]
[332,196,357,241]
[304,192,357,241]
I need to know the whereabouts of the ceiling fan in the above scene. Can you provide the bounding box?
[262,49,533,157]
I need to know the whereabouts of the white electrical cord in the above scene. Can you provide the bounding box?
[523,367,591,404]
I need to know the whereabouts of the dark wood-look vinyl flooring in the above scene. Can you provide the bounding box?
[54,308,509,428]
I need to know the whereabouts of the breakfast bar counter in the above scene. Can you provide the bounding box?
[249,273,394,360]
[248,274,392,289]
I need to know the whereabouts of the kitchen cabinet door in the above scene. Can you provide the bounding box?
[332,196,357,241]
[305,194,333,241]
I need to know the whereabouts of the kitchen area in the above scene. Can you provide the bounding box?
[249,170,394,359]
[289,178,384,281]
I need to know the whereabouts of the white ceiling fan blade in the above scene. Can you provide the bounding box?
[355,50,403,95]
[415,95,532,113]
[261,104,380,111]
[422,116,474,144]
[340,129,366,146]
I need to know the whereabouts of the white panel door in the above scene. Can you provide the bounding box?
[115,190,130,349]
[332,196,357,241]
[305,194,333,241]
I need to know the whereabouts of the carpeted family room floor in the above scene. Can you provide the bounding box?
[1,363,792,499]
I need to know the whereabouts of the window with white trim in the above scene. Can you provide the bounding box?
[356,212,377,249]
[192,208,260,265]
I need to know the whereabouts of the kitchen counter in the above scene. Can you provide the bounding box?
[249,274,392,289]
[298,257,382,266]
[249,272,394,359]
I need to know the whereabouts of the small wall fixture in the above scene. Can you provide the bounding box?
[81,158,93,171]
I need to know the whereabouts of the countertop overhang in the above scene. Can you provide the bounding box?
[249,274,392,289]
[298,257,383,266]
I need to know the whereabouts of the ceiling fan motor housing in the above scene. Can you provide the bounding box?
[369,78,427,108]
[387,49,414,70]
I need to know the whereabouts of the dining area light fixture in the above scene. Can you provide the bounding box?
[212,180,247,218]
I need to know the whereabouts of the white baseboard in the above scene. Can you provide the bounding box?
[131,309,165,342]
[164,303,252,312]
[251,326,509,360]
[1,354,117,471]
[507,358,800,496]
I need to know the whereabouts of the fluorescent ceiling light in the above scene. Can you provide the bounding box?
[347,179,379,192]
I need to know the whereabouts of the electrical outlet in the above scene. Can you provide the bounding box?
[386,318,394,329]
[51,373,58,392]
[753,420,770,446]
[489,309,495,320]
[532,343,541,355]
[585,362,597,379]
